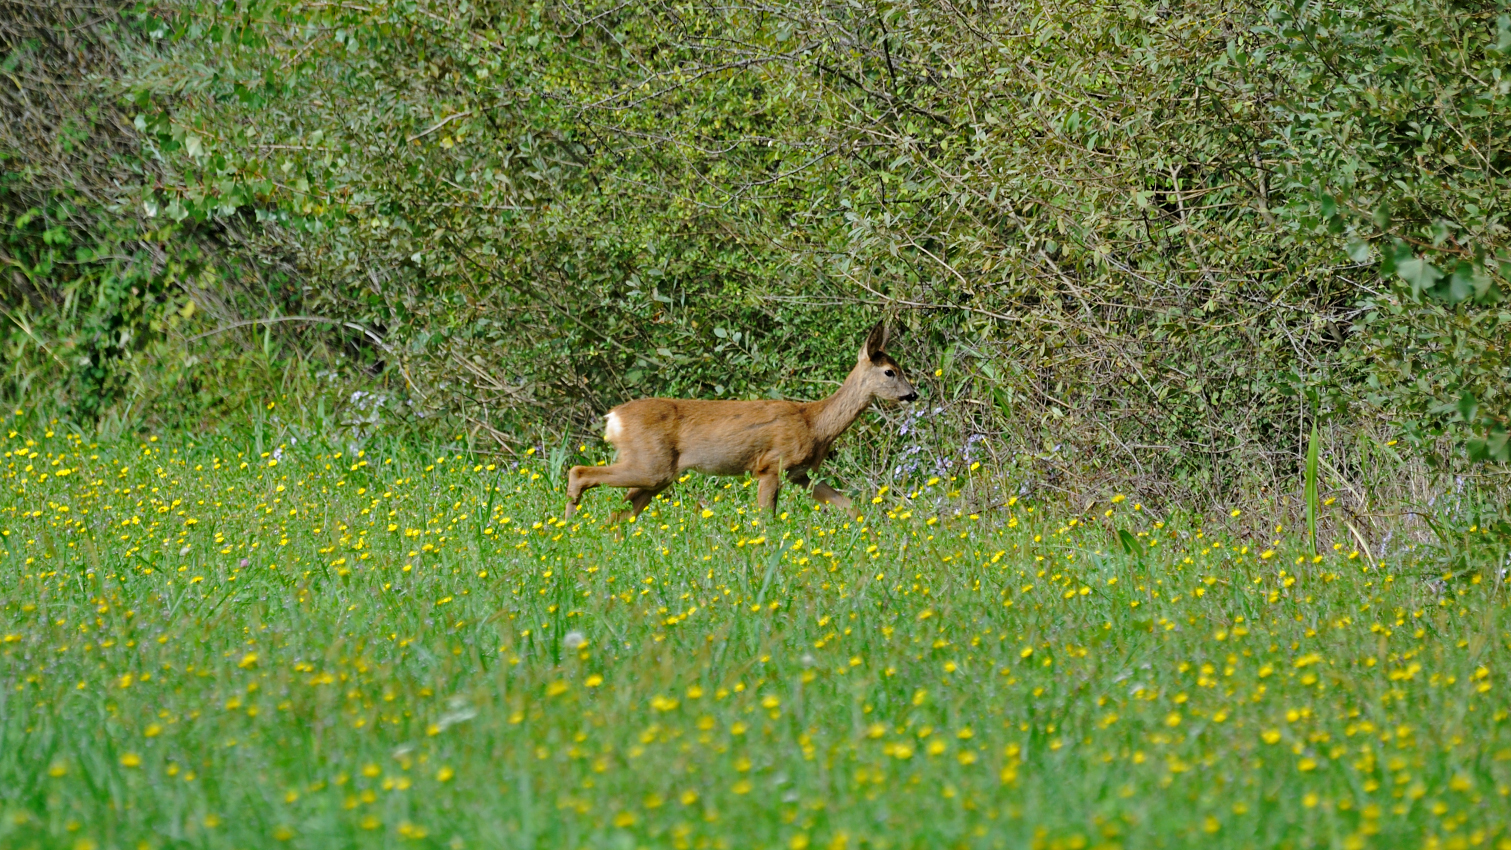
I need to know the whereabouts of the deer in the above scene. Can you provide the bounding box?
[564,322,918,522]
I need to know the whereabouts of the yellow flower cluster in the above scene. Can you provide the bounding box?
[0,412,1506,849]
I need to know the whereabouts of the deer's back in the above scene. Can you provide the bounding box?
[607,397,815,476]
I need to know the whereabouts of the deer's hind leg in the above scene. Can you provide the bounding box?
[564,429,677,519]
[615,483,672,523]
[565,461,675,518]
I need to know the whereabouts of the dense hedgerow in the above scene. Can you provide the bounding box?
[7,0,1509,499]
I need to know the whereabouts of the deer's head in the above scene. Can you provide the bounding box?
[856,322,918,402]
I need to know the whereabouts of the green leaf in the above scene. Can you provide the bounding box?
[1456,390,1478,424]
[1117,529,1145,558]
[1465,429,1505,462]
[1395,255,1441,297]
[1489,428,1510,462]
[1448,261,1476,303]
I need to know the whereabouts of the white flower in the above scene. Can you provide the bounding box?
[563,630,586,650]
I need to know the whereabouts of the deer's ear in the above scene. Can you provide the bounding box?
[860,322,888,362]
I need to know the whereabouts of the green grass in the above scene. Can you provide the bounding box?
[2,416,1509,850]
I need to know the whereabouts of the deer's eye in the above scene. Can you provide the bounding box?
[884,369,896,377]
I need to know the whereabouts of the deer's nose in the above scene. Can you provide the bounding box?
[901,391,919,402]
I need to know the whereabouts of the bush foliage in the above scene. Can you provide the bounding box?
[4,0,1508,496]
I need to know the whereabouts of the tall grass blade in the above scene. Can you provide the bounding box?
[1305,423,1320,556]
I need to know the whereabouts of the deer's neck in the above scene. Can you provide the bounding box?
[807,365,873,446]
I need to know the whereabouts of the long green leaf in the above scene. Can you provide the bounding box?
[1305,424,1320,557]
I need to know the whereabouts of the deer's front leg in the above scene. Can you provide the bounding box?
[811,480,855,511]
[789,471,859,518]
[756,471,782,515]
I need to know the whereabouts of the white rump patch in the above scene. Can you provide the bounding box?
[603,411,624,443]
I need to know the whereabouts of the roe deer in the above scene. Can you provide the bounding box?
[564,323,917,521]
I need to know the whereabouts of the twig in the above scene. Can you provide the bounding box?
[1343,521,1379,571]
[407,111,475,142]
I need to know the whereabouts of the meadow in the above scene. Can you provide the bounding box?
[1,410,1508,850]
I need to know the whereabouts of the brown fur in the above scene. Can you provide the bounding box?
[565,323,917,521]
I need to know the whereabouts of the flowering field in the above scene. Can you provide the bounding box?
[2,417,1508,850]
